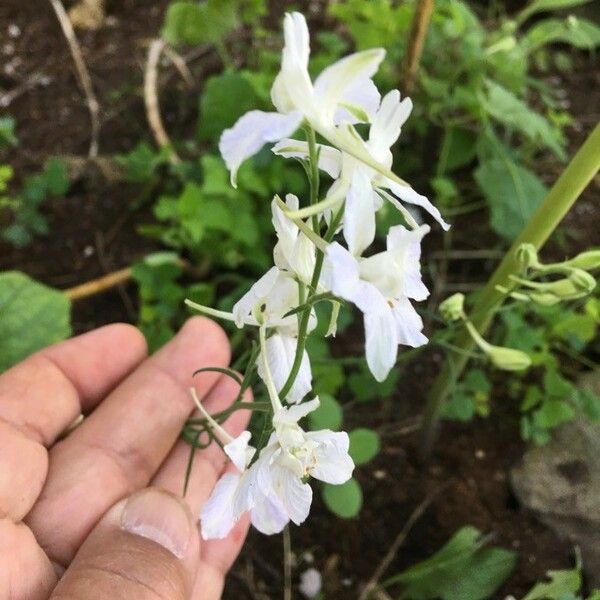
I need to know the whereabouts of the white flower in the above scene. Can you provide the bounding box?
[272,194,316,284]
[200,398,354,540]
[219,12,384,185]
[274,90,450,257]
[322,224,430,381]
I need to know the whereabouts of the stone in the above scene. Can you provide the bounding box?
[511,393,600,586]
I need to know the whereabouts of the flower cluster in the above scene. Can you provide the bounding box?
[187,12,448,540]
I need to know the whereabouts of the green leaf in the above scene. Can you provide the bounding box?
[349,428,380,465]
[162,0,238,45]
[198,72,261,142]
[384,526,516,600]
[0,117,18,148]
[524,17,600,51]
[484,81,565,158]
[522,564,582,600]
[0,271,71,372]
[438,127,478,173]
[517,0,594,25]
[348,368,399,402]
[475,155,547,242]
[322,478,363,518]
[533,399,575,429]
[43,158,69,196]
[309,394,343,431]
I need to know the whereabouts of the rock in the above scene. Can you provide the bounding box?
[68,0,105,30]
[511,406,600,585]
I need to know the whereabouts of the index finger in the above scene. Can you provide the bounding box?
[0,323,148,447]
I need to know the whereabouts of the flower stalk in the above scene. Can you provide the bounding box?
[420,121,600,458]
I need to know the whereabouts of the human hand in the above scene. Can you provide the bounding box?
[0,318,250,599]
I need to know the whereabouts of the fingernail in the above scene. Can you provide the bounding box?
[121,489,192,559]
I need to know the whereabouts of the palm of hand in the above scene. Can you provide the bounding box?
[0,319,249,599]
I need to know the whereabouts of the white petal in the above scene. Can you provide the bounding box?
[232,266,280,326]
[271,13,313,114]
[306,430,354,484]
[200,473,242,540]
[272,465,313,525]
[250,492,290,535]
[392,297,428,348]
[224,431,255,472]
[313,49,386,124]
[272,139,342,179]
[322,242,361,301]
[334,78,381,125]
[257,333,312,404]
[219,110,303,187]
[343,169,376,257]
[364,308,398,382]
[386,179,451,231]
[369,91,412,153]
[274,397,320,425]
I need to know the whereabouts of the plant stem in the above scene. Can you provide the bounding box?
[283,526,292,600]
[403,0,435,95]
[419,121,600,458]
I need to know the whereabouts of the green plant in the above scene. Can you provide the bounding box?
[382,526,517,600]
[0,271,71,372]
[0,158,69,248]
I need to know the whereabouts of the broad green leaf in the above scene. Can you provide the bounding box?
[522,564,582,600]
[0,272,71,372]
[198,72,261,142]
[533,399,575,429]
[322,478,363,518]
[349,428,380,465]
[309,394,343,431]
[524,17,600,51]
[384,526,516,600]
[475,155,547,242]
[0,164,13,192]
[162,0,238,46]
[484,81,565,158]
[348,368,399,402]
[517,0,593,25]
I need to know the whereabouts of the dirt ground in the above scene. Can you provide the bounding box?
[1,1,599,598]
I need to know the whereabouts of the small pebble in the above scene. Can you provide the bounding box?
[302,551,314,564]
[299,568,322,599]
[8,24,21,38]
[373,469,386,480]
[83,245,95,257]
[475,449,486,460]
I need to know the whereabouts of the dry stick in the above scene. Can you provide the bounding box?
[358,484,447,600]
[144,39,181,164]
[49,0,100,157]
[403,0,435,96]
[64,267,132,300]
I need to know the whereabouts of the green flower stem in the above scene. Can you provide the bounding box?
[279,128,344,401]
[419,121,600,457]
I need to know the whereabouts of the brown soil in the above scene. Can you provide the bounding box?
[1,1,597,598]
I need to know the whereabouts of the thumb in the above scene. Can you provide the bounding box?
[50,488,200,599]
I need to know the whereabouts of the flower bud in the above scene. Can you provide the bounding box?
[516,244,539,270]
[485,345,532,371]
[563,250,600,271]
[439,293,465,322]
[568,268,596,295]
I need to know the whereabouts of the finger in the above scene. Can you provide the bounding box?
[192,516,250,600]
[152,375,252,514]
[26,317,230,566]
[151,376,252,600]
[51,488,200,600]
[0,323,147,446]
[0,518,57,600]
[0,324,146,521]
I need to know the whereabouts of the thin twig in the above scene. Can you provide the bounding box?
[49,0,100,157]
[358,484,447,600]
[0,72,53,108]
[144,39,181,163]
[283,526,292,600]
[162,45,194,87]
[403,0,435,95]
[64,267,132,300]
